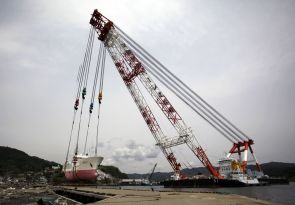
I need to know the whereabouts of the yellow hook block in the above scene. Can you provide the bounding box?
[98,92,103,104]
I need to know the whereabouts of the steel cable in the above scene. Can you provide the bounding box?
[74,27,95,155]
[115,26,249,142]
[65,26,95,166]
[130,47,240,143]
[83,42,104,154]
[77,26,94,99]
[111,29,237,143]
[95,46,106,155]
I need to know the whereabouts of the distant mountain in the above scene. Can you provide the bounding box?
[127,162,295,181]
[0,146,59,175]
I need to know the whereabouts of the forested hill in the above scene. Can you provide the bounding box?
[0,146,59,175]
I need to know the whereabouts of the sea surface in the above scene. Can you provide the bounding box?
[120,182,295,205]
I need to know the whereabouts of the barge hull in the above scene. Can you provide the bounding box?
[162,178,268,188]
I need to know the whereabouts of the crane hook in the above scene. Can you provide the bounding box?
[98,92,102,104]
[82,88,87,100]
[74,99,79,110]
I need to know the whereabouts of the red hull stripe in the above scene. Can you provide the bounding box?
[65,169,98,181]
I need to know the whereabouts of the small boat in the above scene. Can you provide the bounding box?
[64,155,103,181]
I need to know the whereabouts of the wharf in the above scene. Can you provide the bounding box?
[56,186,279,205]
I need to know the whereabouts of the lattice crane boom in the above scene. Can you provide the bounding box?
[92,16,185,178]
[90,9,222,179]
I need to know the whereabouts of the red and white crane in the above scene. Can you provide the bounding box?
[90,10,225,179]
[66,9,263,180]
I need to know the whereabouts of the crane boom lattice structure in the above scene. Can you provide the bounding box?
[88,9,262,179]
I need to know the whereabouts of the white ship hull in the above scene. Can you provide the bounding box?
[64,155,103,181]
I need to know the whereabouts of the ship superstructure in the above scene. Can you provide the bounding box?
[218,157,259,185]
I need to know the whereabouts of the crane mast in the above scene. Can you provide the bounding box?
[90,9,222,179]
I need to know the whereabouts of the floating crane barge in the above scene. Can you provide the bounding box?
[65,9,269,186]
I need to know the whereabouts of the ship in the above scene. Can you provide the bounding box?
[64,155,103,181]
[218,157,260,185]
[162,157,262,188]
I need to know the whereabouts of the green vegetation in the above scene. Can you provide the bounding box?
[0,146,59,175]
[98,165,128,179]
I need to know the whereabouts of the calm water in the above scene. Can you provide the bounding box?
[120,182,295,205]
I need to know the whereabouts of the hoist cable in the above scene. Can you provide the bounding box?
[77,26,94,99]
[99,47,106,92]
[91,43,104,102]
[95,46,106,156]
[81,27,94,85]
[83,113,91,155]
[64,111,77,169]
[83,27,95,89]
[74,27,95,155]
[83,43,104,154]
[65,26,94,166]
[76,65,82,84]
[75,100,85,155]
[80,27,95,105]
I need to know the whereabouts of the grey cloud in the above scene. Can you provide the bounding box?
[112,140,160,162]
[126,140,138,149]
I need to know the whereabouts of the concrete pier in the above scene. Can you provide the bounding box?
[57,186,279,205]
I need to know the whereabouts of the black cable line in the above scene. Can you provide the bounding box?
[95,45,106,155]
[111,29,238,143]
[83,42,104,154]
[127,43,241,143]
[115,26,249,142]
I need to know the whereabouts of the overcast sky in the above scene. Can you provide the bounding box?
[0,0,295,174]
